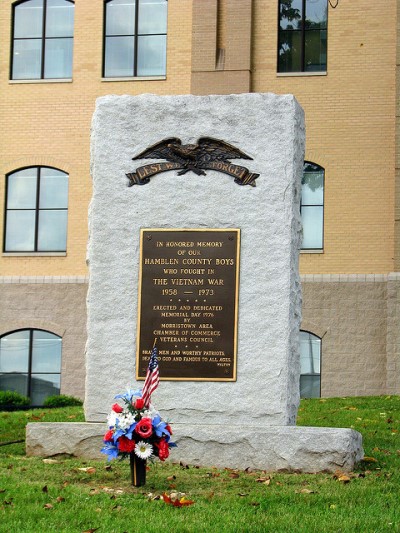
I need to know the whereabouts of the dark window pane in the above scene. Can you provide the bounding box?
[304,162,323,174]
[32,331,62,373]
[14,0,43,38]
[5,211,36,252]
[37,210,67,251]
[279,0,302,30]
[40,169,68,208]
[104,36,135,76]
[106,0,136,36]
[0,373,29,397]
[304,29,327,71]
[0,331,30,373]
[44,38,73,78]
[46,0,74,37]
[305,0,327,29]
[138,0,167,35]
[30,374,60,405]
[302,170,324,205]
[12,39,42,79]
[300,374,320,398]
[278,30,301,72]
[137,34,166,75]
[301,206,323,249]
[7,170,37,209]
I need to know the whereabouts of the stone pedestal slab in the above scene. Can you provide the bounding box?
[26,422,363,473]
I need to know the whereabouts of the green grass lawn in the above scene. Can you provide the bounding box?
[0,396,399,533]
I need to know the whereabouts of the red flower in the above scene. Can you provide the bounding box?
[165,424,173,435]
[112,403,123,413]
[135,417,153,438]
[117,436,135,453]
[134,398,145,410]
[155,439,169,461]
[104,429,114,442]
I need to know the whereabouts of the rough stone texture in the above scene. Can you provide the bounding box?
[0,282,87,399]
[87,93,304,426]
[386,274,400,394]
[26,422,363,473]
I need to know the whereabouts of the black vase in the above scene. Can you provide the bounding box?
[130,452,146,486]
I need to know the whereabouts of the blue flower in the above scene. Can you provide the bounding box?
[152,415,169,438]
[114,388,142,403]
[113,428,125,443]
[101,443,119,461]
[125,422,137,440]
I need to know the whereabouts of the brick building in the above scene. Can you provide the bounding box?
[0,0,399,404]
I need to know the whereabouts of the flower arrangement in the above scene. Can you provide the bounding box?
[101,388,176,463]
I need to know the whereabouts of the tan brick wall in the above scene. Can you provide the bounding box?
[192,0,217,72]
[191,0,251,94]
[0,0,193,277]
[1,0,396,276]
[395,0,400,271]
[253,1,396,274]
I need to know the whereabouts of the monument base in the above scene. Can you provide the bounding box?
[26,423,363,473]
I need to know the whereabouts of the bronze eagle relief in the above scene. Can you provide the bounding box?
[126,137,260,187]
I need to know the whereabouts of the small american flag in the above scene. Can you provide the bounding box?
[141,344,160,407]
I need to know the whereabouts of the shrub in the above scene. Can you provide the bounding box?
[0,390,31,411]
[43,394,83,408]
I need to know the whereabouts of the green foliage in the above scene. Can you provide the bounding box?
[0,397,399,532]
[0,390,30,411]
[43,395,83,408]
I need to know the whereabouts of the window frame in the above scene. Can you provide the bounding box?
[277,0,328,74]
[0,328,62,406]
[301,161,325,251]
[102,0,168,78]
[299,329,321,398]
[10,0,75,81]
[3,165,69,253]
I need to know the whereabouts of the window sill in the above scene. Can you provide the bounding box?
[9,79,72,84]
[2,252,67,257]
[101,76,166,82]
[277,71,327,77]
[300,249,324,254]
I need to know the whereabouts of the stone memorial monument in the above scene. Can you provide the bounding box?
[27,93,363,472]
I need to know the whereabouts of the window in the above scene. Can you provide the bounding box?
[0,329,62,405]
[300,330,321,398]
[301,161,324,250]
[4,166,68,252]
[11,0,74,80]
[278,0,327,73]
[104,0,167,77]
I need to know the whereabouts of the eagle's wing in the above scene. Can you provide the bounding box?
[132,138,182,161]
[196,137,253,162]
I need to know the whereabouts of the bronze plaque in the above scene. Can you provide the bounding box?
[136,229,240,381]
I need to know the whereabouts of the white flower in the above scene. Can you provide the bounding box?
[117,411,136,430]
[142,404,158,419]
[134,441,153,460]
[107,411,117,428]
